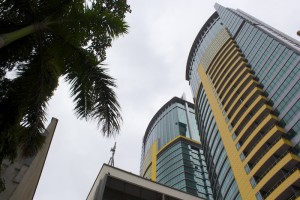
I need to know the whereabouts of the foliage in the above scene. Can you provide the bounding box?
[0,0,130,188]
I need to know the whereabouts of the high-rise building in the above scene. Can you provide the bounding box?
[186,3,300,200]
[140,97,213,199]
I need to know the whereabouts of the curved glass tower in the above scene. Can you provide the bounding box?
[140,97,213,200]
[186,3,300,200]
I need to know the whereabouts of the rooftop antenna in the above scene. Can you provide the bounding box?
[108,142,116,167]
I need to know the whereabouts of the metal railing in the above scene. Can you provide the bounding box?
[245,130,267,154]
[256,150,290,184]
[239,117,274,147]
[251,136,282,169]
[287,190,300,200]
[263,167,299,198]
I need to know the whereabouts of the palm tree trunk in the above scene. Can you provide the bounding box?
[0,24,42,48]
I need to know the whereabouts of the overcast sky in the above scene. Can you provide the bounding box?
[34,1,300,199]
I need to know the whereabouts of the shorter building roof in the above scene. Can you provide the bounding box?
[157,135,201,157]
[143,97,194,144]
[87,164,203,200]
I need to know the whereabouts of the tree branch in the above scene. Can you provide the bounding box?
[0,23,44,48]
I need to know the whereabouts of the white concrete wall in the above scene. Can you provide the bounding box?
[0,118,58,200]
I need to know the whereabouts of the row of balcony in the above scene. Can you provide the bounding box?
[205,39,300,200]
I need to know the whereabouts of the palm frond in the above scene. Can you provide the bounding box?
[83,8,129,60]
[91,68,122,136]
[63,47,122,136]
[13,43,61,156]
[63,46,96,119]
[0,0,130,166]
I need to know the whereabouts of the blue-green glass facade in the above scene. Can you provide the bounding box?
[141,99,200,157]
[156,139,212,199]
[196,85,241,200]
[215,4,300,146]
[140,97,213,199]
[186,12,242,200]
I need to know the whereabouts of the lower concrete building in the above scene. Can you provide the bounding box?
[87,164,204,200]
[0,118,58,200]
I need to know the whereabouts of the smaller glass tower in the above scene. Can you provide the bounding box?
[140,97,213,199]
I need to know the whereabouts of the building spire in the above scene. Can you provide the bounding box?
[108,142,116,167]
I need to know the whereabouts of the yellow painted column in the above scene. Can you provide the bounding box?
[151,140,157,181]
[198,64,255,200]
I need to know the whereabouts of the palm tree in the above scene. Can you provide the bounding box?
[0,0,130,181]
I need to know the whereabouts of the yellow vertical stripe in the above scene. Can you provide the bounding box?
[198,64,255,200]
[151,140,157,181]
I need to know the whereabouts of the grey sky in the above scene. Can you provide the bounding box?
[34,1,300,199]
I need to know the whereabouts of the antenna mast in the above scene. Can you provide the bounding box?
[108,142,116,167]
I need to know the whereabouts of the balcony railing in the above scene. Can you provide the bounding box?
[250,136,281,169]
[255,150,290,184]
[287,190,300,200]
[239,116,275,147]
[244,131,267,156]
[263,167,299,199]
